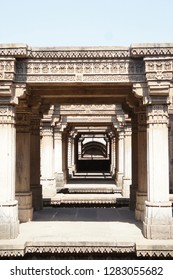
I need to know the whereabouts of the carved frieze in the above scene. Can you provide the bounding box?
[16,112,31,133]
[145,58,173,81]
[60,104,117,115]
[15,59,145,83]
[0,58,16,81]
[0,105,15,124]
[147,104,169,126]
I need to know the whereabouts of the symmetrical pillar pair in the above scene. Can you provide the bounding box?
[15,104,42,221]
[0,102,42,239]
[41,121,66,197]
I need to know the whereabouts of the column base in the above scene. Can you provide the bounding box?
[15,192,33,223]
[55,172,65,191]
[41,178,56,198]
[31,184,43,211]
[135,192,147,221]
[122,178,131,198]
[116,172,123,188]
[0,200,19,239]
[143,201,173,239]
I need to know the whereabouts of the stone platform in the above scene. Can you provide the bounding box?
[0,207,173,258]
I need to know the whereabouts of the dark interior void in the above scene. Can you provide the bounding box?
[77,159,110,172]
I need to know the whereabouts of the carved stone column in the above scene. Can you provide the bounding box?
[143,103,173,239]
[130,113,138,210]
[110,134,116,178]
[122,123,132,197]
[135,108,147,221]
[71,135,75,173]
[168,113,173,194]
[54,127,64,190]
[30,114,42,210]
[41,122,56,197]
[0,105,19,239]
[15,109,33,222]
[116,129,124,188]
[67,135,72,178]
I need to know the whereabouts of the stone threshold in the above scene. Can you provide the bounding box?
[1,241,173,258]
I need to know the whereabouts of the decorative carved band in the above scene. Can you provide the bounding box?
[131,45,173,57]
[15,59,145,83]
[147,105,169,125]
[0,58,16,81]
[16,112,31,132]
[0,105,15,124]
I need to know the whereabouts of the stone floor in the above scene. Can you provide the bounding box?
[0,206,173,259]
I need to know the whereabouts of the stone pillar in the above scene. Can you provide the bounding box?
[30,114,42,210]
[143,103,173,239]
[0,105,19,239]
[130,113,138,210]
[110,135,116,178]
[169,113,173,194]
[116,129,124,188]
[15,109,33,222]
[62,132,68,185]
[122,123,132,198]
[67,135,72,178]
[41,122,56,197]
[135,108,147,221]
[71,136,75,173]
[54,127,64,190]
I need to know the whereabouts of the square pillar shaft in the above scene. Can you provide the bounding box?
[30,114,42,210]
[54,128,64,190]
[15,110,33,222]
[116,130,124,188]
[122,124,132,197]
[135,109,147,221]
[0,105,19,239]
[143,103,173,239]
[41,123,56,197]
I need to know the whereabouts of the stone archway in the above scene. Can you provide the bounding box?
[0,44,173,240]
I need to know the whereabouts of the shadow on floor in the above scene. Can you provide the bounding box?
[33,207,142,230]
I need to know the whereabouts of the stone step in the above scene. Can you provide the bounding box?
[60,185,121,194]
[43,193,128,206]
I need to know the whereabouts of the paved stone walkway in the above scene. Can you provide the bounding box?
[0,207,173,258]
